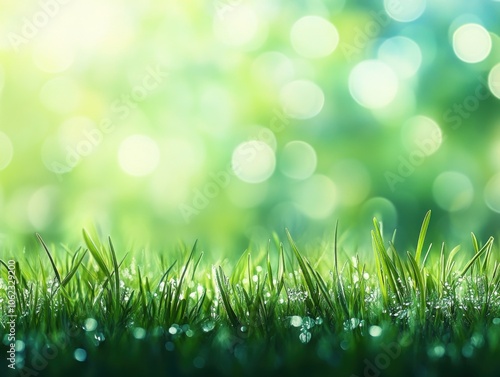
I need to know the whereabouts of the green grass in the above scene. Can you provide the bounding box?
[2,211,500,377]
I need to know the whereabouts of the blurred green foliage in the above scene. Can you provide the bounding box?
[0,0,499,252]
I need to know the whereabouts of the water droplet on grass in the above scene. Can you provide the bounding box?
[299,331,311,344]
[369,325,382,337]
[302,317,314,330]
[202,320,215,332]
[132,327,146,340]
[290,316,302,327]
[168,326,178,335]
[84,318,97,332]
[343,318,362,331]
[74,348,87,362]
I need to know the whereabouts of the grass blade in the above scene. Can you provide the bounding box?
[415,210,431,264]
[215,266,240,328]
[83,229,111,278]
[285,228,320,308]
[36,233,61,285]
[459,237,494,278]
[108,237,121,301]
[61,249,88,287]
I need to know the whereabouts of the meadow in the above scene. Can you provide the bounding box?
[2,212,500,376]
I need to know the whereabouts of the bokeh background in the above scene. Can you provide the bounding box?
[1,0,500,254]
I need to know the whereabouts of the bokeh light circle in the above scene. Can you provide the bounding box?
[213,5,260,47]
[401,116,442,156]
[292,175,338,219]
[280,141,317,180]
[118,135,160,176]
[246,125,278,151]
[349,60,398,109]
[452,23,491,64]
[290,16,339,58]
[488,63,500,99]
[74,349,87,362]
[378,36,422,78]
[0,132,14,170]
[484,173,500,213]
[433,171,474,212]
[384,0,426,23]
[279,80,324,119]
[232,141,276,183]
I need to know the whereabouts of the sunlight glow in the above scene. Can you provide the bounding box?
[232,141,276,183]
[280,141,317,180]
[279,80,324,119]
[453,23,491,64]
[384,0,426,23]
[118,135,160,176]
[290,16,339,58]
[349,60,398,109]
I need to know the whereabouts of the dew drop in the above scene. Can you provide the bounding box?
[299,331,312,344]
[202,320,215,332]
[290,315,303,328]
[74,348,87,362]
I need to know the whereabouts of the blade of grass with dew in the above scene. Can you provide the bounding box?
[406,250,426,322]
[333,220,349,318]
[285,228,321,309]
[215,265,240,328]
[372,218,405,305]
[170,240,197,322]
[459,236,494,279]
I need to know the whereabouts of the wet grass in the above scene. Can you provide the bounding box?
[2,211,500,376]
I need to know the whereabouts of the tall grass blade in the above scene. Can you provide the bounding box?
[459,237,494,278]
[83,229,110,278]
[215,266,240,328]
[36,233,61,285]
[415,210,431,264]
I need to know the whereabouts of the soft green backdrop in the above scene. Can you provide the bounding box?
[0,0,499,253]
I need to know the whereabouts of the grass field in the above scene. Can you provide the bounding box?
[2,211,500,377]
